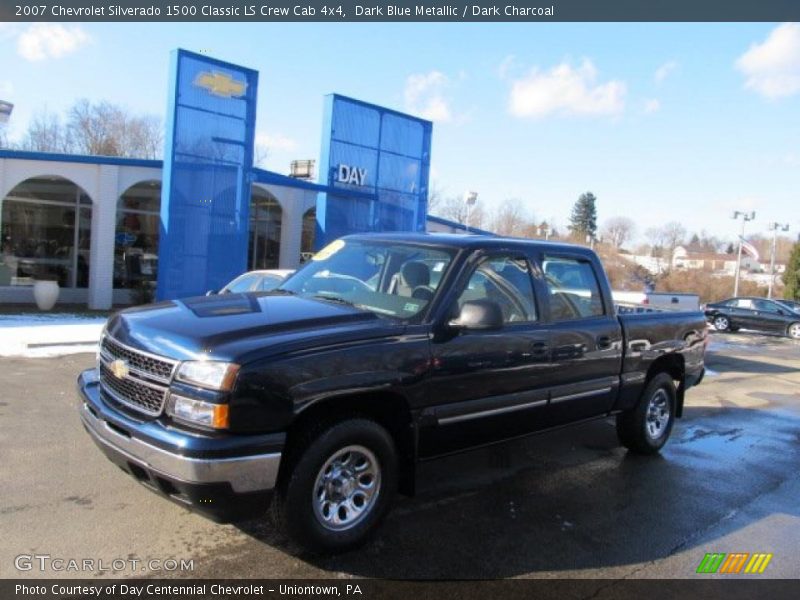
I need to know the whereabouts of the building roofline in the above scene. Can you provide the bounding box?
[0,149,163,168]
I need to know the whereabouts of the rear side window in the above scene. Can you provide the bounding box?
[457,255,537,323]
[543,256,605,320]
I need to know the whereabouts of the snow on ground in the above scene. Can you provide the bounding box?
[0,313,107,358]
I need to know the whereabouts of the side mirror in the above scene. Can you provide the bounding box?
[448,300,504,331]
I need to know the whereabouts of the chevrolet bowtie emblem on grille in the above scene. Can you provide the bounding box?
[110,359,130,380]
[193,71,247,98]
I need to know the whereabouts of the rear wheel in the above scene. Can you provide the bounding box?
[713,315,730,332]
[273,419,397,553]
[788,322,800,340]
[617,372,676,455]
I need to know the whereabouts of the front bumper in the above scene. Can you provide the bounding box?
[77,368,284,522]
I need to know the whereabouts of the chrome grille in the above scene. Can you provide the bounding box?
[99,363,166,416]
[98,335,177,416]
[100,336,176,383]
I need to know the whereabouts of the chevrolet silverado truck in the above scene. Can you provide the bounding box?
[77,233,706,552]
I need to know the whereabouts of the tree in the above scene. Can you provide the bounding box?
[19,110,71,153]
[568,192,597,239]
[19,100,162,159]
[426,181,443,214]
[490,198,530,237]
[601,216,635,249]
[433,195,486,230]
[662,221,687,256]
[725,242,735,254]
[783,242,800,301]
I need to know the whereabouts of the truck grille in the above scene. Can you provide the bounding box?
[98,335,178,416]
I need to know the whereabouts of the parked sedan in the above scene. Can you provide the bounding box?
[208,269,295,295]
[705,296,800,339]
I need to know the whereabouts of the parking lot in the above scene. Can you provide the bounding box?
[1,331,799,580]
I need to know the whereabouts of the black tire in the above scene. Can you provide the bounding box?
[712,314,730,332]
[273,418,397,553]
[616,372,676,455]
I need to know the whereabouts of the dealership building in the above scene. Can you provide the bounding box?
[0,50,474,310]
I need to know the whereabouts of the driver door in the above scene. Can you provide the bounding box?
[419,251,552,457]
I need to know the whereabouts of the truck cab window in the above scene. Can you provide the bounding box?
[543,256,604,320]
[457,255,537,323]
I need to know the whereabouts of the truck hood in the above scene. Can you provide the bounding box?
[105,293,402,364]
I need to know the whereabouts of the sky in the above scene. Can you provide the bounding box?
[0,22,797,243]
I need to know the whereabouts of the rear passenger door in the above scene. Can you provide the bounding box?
[539,253,623,426]
[420,251,552,457]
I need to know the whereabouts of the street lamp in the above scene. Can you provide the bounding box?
[767,222,790,299]
[732,210,756,297]
[463,191,478,233]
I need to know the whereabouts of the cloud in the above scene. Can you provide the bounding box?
[404,71,452,122]
[497,55,517,79]
[654,60,678,84]
[17,24,90,62]
[736,23,800,99]
[255,132,298,152]
[508,59,626,119]
[643,98,661,114]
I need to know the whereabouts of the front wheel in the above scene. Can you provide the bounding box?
[273,419,398,553]
[713,315,730,331]
[617,372,677,455]
[788,322,800,340]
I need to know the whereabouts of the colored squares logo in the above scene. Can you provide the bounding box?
[696,552,773,574]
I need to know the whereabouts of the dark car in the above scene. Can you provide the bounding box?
[77,233,706,553]
[704,296,800,339]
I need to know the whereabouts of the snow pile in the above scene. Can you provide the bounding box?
[0,313,107,357]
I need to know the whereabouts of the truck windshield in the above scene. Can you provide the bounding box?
[278,239,455,319]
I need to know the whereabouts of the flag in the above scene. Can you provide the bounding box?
[739,236,760,261]
[0,101,12,124]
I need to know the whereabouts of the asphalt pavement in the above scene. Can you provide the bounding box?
[1,331,798,580]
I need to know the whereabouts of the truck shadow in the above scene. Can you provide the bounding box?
[236,404,800,578]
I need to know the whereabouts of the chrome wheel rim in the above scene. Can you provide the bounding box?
[645,389,670,440]
[312,445,381,531]
[790,324,800,340]
[714,316,728,331]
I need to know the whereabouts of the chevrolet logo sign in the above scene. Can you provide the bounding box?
[110,359,130,380]
[193,71,247,98]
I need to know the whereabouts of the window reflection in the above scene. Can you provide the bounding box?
[114,181,160,289]
[0,176,92,288]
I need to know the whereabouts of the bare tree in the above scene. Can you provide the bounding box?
[426,180,443,214]
[601,216,636,249]
[67,99,162,158]
[18,100,162,158]
[490,198,530,237]
[19,110,71,153]
[434,195,486,229]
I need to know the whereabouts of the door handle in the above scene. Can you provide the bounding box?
[597,335,612,349]
[530,341,549,356]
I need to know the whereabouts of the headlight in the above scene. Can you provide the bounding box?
[175,361,240,391]
[169,395,229,429]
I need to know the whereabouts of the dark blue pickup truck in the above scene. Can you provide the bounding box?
[77,233,706,552]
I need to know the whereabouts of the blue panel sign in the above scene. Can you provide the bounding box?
[315,95,432,249]
[157,49,258,300]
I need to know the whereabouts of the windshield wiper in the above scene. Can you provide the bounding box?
[312,293,355,306]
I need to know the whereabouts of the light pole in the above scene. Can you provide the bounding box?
[767,222,790,299]
[732,210,755,297]
[463,191,478,233]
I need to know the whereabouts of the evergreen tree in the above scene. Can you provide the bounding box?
[783,242,800,301]
[568,192,598,239]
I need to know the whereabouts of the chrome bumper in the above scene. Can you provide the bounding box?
[78,378,282,494]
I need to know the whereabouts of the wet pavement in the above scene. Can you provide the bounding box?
[1,330,798,580]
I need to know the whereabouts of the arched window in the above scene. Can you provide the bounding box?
[114,181,161,289]
[249,186,282,270]
[301,206,316,262]
[0,176,92,288]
